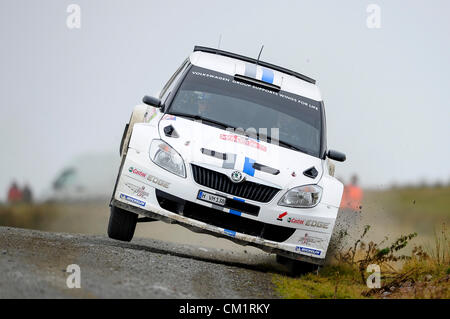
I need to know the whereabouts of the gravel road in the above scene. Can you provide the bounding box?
[0,226,281,298]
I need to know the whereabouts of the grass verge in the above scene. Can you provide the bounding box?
[0,203,61,229]
[273,224,449,299]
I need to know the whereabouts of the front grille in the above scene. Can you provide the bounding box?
[191,164,280,203]
[156,189,295,243]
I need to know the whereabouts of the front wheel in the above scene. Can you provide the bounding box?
[107,205,138,242]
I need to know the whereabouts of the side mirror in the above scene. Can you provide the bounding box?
[142,95,162,108]
[327,149,346,162]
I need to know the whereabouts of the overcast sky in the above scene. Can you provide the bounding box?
[1,0,449,200]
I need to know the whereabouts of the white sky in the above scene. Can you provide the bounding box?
[1,0,449,200]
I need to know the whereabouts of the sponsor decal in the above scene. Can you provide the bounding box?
[287,217,304,224]
[219,133,267,152]
[147,174,170,188]
[305,220,330,229]
[144,108,158,123]
[119,193,146,207]
[128,167,147,178]
[125,183,150,199]
[127,167,169,188]
[299,233,324,245]
[286,217,328,229]
[295,246,321,256]
[223,229,236,237]
[277,212,287,221]
[192,71,231,82]
[162,114,176,121]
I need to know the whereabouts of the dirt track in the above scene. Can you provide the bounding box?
[0,226,282,298]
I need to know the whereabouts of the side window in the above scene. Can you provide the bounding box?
[159,59,189,103]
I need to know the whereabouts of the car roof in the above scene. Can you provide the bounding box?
[189,48,323,102]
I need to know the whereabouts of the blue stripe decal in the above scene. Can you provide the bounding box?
[229,209,242,216]
[243,157,255,177]
[224,229,236,237]
[233,197,245,202]
[261,68,274,84]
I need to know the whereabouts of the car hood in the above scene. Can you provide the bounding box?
[158,115,323,189]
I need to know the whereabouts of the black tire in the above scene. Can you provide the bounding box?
[107,205,138,242]
[276,254,319,277]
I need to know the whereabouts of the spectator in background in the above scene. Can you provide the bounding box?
[22,183,33,203]
[7,181,23,204]
[340,174,363,212]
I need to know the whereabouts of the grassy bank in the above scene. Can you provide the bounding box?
[363,186,450,220]
[0,201,109,233]
[273,186,450,299]
[0,203,61,229]
[273,224,449,299]
[273,256,450,299]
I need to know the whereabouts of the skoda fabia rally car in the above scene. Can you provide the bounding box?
[108,46,346,270]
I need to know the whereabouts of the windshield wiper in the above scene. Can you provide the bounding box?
[168,112,235,130]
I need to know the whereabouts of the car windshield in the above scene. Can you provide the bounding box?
[168,66,323,157]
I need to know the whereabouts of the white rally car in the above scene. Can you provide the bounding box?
[108,46,346,270]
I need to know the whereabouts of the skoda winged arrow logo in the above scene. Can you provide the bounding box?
[230,170,244,183]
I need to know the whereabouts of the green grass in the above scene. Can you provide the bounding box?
[273,264,368,299]
[273,242,450,299]
[363,186,450,219]
[0,201,109,233]
[273,184,450,300]
[0,203,61,229]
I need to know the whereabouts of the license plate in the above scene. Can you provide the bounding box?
[197,191,226,206]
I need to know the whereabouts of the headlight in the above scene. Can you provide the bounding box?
[278,185,322,208]
[149,139,186,178]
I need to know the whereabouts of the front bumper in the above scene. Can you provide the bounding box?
[112,148,338,265]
